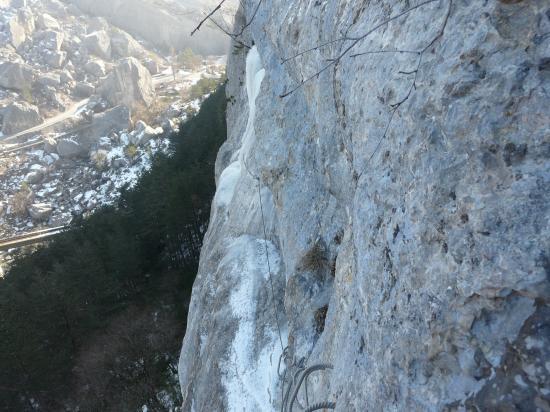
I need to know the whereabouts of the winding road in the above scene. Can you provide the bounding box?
[0,98,90,145]
[0,226,67,252]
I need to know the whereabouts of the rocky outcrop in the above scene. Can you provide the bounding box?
[36,73,60,88]
[99,57,154,108]
[0,61,34,92]
[27,202,53,222]
[37,30,64,51]
[1,101,42,135]
[56,137,87,158]
[73,82,95,97]
[110,29,145,58]
[7,17,26,49]
[84,59,106,77]
[36,13,60,31]
[83,30,111,60]
[17,8,35,35]
[79,105,131,146]
[130,120,162,145]
[179,1,550,411]
[44,50,66,68]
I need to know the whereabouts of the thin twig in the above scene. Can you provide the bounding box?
[280,0,441,98]
[350,49,420,58]
[208,17,251,49]
[191,0,226,36]
[191,0,264,42]
[356,0,453,180]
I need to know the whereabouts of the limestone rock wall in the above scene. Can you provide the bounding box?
[179,1,550,410]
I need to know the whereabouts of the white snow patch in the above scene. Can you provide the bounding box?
[237,46,266,165]
[214,161,241,207]
[220,235,283,412]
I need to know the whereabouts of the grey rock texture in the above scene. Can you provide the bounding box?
[179,1,550,411]
[36,13,60,31]
[84,59,106,77]
[27,202,53,222]
[74,82,95,97]
[110,29,145,58]
[78,105,131,148]
[37,29,64,51]
[83,30,111,60]
[56,137,87,158]
[17,8,35,35]
[99,57,154,108]
[43,50,66,68]
[7,16,26,49]
[1,101,42,135]
[0,61,34,92]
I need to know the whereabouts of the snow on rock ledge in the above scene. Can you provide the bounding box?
[178,45,285,412]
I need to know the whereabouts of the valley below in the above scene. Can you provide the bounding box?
[0,0,226,269]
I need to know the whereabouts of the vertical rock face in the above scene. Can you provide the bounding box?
[179,1,550,411]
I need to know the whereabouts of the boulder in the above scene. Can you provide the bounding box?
[24,167,46,184]
[83,30,111,60]
[7,17,26,49]
[17,8,35,35]
[161,118,175,135]
[27,202,53,222]
[57,137,87,158]
[1,101,42,135]
[36,73,61,88]
[110,29,145,58]
[43,136,57,153]
[74,82,95,97]
[0,61,34,92]
[84,59,106,77]
[39,30,64,51]
[36,13,60,31]
[79,105,131,147]
[60,70,74,84]
[44,50,66,68]
[131,120,162,145]
[99,57,154,108]
[43,86,65,110]
[61,34,82,54]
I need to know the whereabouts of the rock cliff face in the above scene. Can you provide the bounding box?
[179,1,550,411]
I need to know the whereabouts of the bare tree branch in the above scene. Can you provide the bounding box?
[208,17,252,49]
[190,0,264,43]
[355,0,453,181]
[190,0,227,36]
[279,0,442,98]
